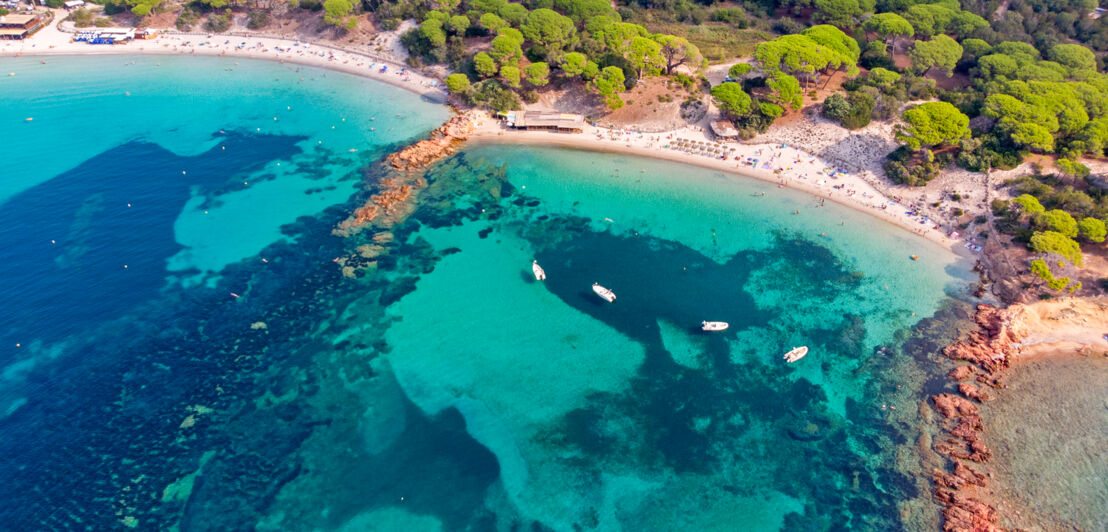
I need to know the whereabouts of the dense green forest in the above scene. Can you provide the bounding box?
[374,0,1108,177]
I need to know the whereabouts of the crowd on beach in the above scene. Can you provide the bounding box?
[0,14,447,98]
[5,11,973,255]
[554,121,971,252]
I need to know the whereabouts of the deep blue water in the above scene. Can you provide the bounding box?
[0,56,977,532]
[0,132,302,354]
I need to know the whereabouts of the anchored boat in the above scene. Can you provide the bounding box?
[701,321,729,331]
[592,283,616,303]
[783,346,809,363]
[532,260,546,281]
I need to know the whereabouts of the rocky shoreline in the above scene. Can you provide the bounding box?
[929,304,1017,532]
[333,110,483,237]
[927,299,1108,531]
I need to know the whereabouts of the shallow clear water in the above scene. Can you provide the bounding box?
[0,56,973,530]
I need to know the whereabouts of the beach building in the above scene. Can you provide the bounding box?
[710,120,739,140]
[74,28,135,44]
[63,0,85,9]
[0,13,48,40]
[504,110,584,132]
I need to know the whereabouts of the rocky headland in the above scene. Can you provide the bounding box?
[333,110,483,238]
[928,298,1108,531]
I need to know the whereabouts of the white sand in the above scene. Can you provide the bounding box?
[470,117,974,258]
[5,12,974,258]
[1,10,447,102]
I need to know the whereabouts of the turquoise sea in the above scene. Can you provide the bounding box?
[0,55,975,530]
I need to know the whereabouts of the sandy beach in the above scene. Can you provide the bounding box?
[0,10,447,102]
[469,120,975,258]
[4,12,973,259]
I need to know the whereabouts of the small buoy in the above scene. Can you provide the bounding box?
[261,258,268,263]
[127,203,131,207]
[8,73,13,76]
[123,264,128,269]
[125,91,130,96]
[243,181,248,185]
[348,148,357,152]
[25,117,32,122]
[287,106,290,110]
[222,146,225,150]
[911,255,919,261]
[230,292,240,298]
[50,239,55,244]
[273,117,277,121]
[182,171,186,174]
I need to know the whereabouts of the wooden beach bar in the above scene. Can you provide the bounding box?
[504,110,585,133]
[0,13,48,40]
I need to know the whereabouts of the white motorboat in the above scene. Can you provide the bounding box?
[701,321,729,331]
[532,260,546,281]
[592,283,616,303]
[783,346,809,363]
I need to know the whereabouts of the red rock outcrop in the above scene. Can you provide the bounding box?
[926,304,1027,532]
[941,304,1026,387]
[948,365,976,380]
[334,111,482,237]
[934,488,1006,532]
[385,111,480,172]
[958,382,992,402]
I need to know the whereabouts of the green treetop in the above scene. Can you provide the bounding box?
[896,101,970,151]
[1078,217,1106,243]
[1035,209,1079,237]
[710,82,752,116]
[520,8,576,54]
[524,62,550,86]
[1030,230,1083,267]
[474,52,498,77]
[499,64,521,88]
[813,0,866,29]
[728,63,752,79]
[591,66,626,109]
[908,35,962,77]
[627,36,665,77]
[445,73,471,94]
[559,52,587,76]
[802,25,861,66]
[490,33,523,64]
[1048,44,1097,77]
[419,19,447,46]
[594,22,649,56]
[323,0,353,26]
[864,13,914,43]
[479,12,508,33]
[1013,194,1045,215]
[767,73,803,110]
[656,35,703,75]
[498,3,528,25]
[446,15,469,34]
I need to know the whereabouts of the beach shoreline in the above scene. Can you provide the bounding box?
[468,125,974,260]
[0,13,447,102]
[4,14,972,260]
